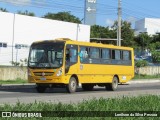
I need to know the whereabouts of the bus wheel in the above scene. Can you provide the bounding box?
[36,85,46,93]
[66,77,77,93]
[105,76,118,91]
[82,84,94,91]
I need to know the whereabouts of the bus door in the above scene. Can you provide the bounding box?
[65,44,78,73]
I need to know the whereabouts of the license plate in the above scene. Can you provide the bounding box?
[40,77,46,80]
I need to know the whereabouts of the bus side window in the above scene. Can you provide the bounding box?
[89,47,100,64]
[111,49,121,64]
[101,48,111,64]
[70,48,77,63]
[66,44,78,65]
[123,50,132,65]
[80,46,89,63]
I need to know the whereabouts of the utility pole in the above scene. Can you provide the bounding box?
[117,0,122,46]
[12,13,15,66]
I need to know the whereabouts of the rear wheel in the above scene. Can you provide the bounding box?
[82,84,94,91]
[66,77,77,93]
[105,76,118,91]
[36,85,47,93]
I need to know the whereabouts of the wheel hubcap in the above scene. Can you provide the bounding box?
[113,79,118,88]
[71,81,76,90]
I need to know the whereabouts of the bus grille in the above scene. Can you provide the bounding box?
[33,72,54,76]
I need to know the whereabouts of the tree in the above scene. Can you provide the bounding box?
[135,33,152,50]
[149,34,160,50]
[90,25,117,44]
[0,7,8,12]
[111,21,135,47]
[43,12,81,23]
[90,25,110,38]
[17,10,35,16]
[135,60,148,67]
[152,51,160,63]
[148,42,160,51]
[152,33,160,43]
[121,21,135,47]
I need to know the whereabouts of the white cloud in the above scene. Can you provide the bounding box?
[4,0,31,6]
[106,19,114,27]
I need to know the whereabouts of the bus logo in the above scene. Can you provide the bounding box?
[42,72,45,76]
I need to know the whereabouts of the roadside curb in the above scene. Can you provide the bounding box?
[0,84,36,89]
[128,79,160,84]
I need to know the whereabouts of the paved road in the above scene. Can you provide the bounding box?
[0,82,160,105]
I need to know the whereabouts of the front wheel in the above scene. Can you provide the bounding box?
[105,76,118,91]
[66,77,77,93]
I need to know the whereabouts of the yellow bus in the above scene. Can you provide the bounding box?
[28,38,134,93]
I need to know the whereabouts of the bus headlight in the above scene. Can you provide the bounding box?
[56,68,63,76]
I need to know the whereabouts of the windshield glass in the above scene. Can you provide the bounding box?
[28,41,64,68]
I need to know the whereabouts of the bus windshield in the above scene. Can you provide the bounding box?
[28,42,64,69]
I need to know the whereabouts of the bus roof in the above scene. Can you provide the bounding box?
[32,38,133,50]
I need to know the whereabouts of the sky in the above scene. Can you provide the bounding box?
[0,0,160,28]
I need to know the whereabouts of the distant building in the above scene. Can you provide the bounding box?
[0,12,90,66]
[135,18,160,35]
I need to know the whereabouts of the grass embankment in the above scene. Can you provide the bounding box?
[133,74,160,80]
[0,78,27,84]
[0,95,160,120]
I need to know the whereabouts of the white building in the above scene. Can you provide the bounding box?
[0,12,90,66]
[135,18,160,36]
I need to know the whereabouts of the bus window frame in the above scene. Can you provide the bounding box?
[79,46,89,64]
[79,46,132,66]
[65,44,78,66]
[89,47,101,64]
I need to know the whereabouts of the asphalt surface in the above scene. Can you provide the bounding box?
[0,79,160,89]
[0,79,160,105]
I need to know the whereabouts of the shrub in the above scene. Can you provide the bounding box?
[135,60,148,67]
[152,51,160,63]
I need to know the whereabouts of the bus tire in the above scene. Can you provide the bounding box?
[105,76,118,91]
[36,85,46,93]
[82,84,94,91]
[66,77,77,93]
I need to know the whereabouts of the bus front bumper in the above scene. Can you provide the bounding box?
[28,76,68,84]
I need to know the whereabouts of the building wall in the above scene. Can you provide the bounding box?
[137,66,160,75]
[0,12,90,65]
[145,18,160,34]
[135,19,145,30]
[135,18,160,36]
[0,66,27,80]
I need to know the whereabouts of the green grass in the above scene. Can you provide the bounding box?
[0,95,160,120]
[0,78,27,84]
[133,74,160,80]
